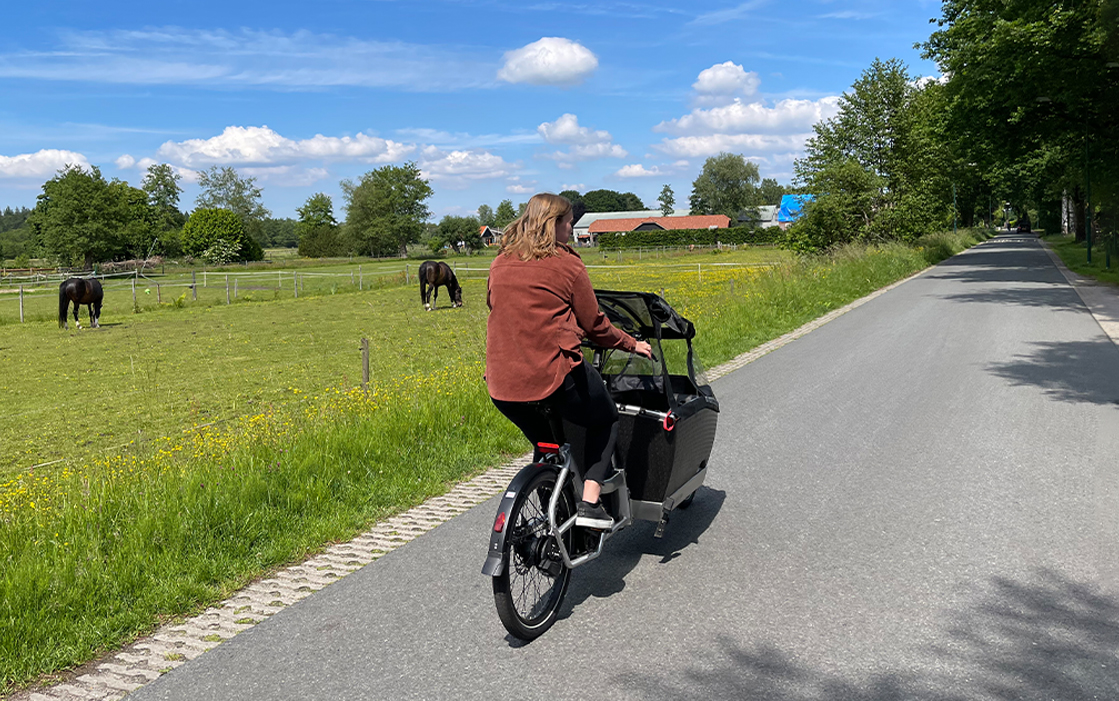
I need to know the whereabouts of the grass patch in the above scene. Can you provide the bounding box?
[1,233,985,692]
[1042,233,1119,287]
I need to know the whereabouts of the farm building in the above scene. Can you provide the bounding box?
[479,225,503,246]
[738,205,780,228]
[573,209,691,245]
[588,214,731,238]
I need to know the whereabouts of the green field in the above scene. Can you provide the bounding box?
[0,233,988,692]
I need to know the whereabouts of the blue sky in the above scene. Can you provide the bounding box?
[0,0,944,221]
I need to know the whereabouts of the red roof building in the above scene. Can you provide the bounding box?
[587,214,731,233]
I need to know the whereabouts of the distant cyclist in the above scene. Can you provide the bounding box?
[485,193,652,528]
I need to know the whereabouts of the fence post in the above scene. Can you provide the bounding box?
[351,271,355,286]
[191,271,197,300]
[361,337,370,393]
[294,272,298,298]
[157,283,162,304]
[278,270,282,289]
[234,277,238,299]
[406,264,410,285]
[132,278,137,311]
[698,263,702,284]
[359,265,363,291]
[225,275,230,304]
[19,286,24,323]
[204,271,208,288]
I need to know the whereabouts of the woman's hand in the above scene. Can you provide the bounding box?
[634,340,653,358]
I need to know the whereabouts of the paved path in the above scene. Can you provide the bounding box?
[18,234,1119,700]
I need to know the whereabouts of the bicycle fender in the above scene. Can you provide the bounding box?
[481,463,558,577]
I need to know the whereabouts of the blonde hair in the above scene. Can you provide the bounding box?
[498,193,572,260]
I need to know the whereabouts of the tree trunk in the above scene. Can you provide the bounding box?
[1072,186,1086,243]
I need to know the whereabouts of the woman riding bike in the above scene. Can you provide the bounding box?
[485,193,652,528]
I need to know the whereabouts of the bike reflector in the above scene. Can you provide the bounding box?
[662,412,676,432]
[493,512,506,533]
[537,442,560,454]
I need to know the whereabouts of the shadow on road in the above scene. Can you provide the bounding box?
[556,487,727,620]
[985,340,1119,406]
[940,285,1086,312]
[613,568,1119,700]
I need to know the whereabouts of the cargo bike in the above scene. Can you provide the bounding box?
[482,290,720,640]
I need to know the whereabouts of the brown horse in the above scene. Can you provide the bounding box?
[418,261,462,310]
[59,277,103,329]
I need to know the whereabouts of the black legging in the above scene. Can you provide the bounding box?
[491,360,618,484]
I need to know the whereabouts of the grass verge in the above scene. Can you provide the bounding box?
[1042,233,1119,287]
[1,230,987,693]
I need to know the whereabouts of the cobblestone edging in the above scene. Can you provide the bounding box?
[13,266,934,701]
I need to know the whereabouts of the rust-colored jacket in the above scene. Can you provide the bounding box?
[486,244,637,401]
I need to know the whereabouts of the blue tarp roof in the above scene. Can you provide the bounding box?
[777,194,815,222]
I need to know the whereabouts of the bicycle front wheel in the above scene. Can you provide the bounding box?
[492,469,574,641]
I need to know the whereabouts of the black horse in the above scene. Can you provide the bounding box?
[419,261,463,310]
[59,277,104,329]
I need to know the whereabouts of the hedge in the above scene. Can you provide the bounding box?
[596,226,782,250]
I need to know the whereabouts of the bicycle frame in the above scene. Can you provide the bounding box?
[545,443,632,569]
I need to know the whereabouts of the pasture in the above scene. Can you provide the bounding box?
[0,233,988,691]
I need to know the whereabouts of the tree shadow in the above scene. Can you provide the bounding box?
[939,285,1086,312]
[613,568,1119,700]
[985,340,1119,406]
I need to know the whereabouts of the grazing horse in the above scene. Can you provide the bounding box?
[59,277,104,329]
[418,260,462,311]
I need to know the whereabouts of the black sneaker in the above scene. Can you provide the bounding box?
[575,500,613,529]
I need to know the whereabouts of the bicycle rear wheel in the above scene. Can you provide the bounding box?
[492,469,574,640]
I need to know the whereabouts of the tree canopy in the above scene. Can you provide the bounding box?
[195,166,271,246]
[296,193,343,258]
[689,153,761,219]
[342,163,433,257]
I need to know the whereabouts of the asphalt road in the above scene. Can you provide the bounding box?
[133,234,1119,700]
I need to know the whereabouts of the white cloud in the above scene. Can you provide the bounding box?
[537,114,627,163]
[561,183,586,191]
[506,183,535,194]
[0,149,90,178]
[240,166,331,187]
[418,146,517,189]
[497,37,598,86]
[690,0,767,26]
[693,61,761,106]
[615,164,664,178]
[652,133,812,159]
[656,96,840,136]
[156,126,414,167]
[115,154,136,169]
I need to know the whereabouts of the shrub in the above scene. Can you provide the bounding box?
[597,226,778,250]
[181,209,263,262]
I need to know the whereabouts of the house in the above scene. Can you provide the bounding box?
[573,209,691,245]
[776,194,815,230]
[479,225,502,246]
[588,214,731,237]
[738,205,780,228]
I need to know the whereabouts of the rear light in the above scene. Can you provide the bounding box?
[537,442,560,454]
[662,413,676,432]
[494,512,506,532]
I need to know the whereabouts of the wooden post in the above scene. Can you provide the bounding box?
[359,265,363,291]
[132,278,137,310]
[157,283,162,304]
[204,271,208,288]
[19,286,24,323]
[406,264,410,285]
[698,263,702,284]
[225,275,230,304]
[361,337,370,393]
[191,271,197,300]
[294,272,298,298]
[278,270,282,289]
[234,277,238,299]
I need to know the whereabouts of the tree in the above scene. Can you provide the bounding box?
[29,165,127,267]
[342,162,433,257]
[923,1,1119,242]
[262,218,298,248]
[476,204,496,227]
[493,199,517,228]
[182,208,262,263]
[141,163,186,233]
[689,153,761,219]
[195,166,271,246]
[758,178,787,206]
[296,194,344,258]
[582,189,644,212]
[437,215,483,252]
[558,190,583,205]
[658,185,675,216]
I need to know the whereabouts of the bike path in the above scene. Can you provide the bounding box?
[129,233,1119,700]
